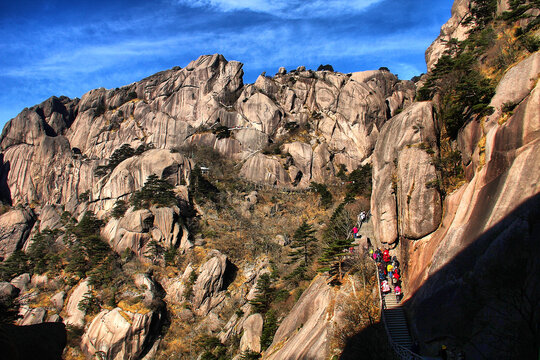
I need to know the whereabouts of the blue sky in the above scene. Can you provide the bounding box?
[0,0,454,127]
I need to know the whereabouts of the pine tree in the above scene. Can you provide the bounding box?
[318,203,355,283]
[287,221,317,280]
[249,273,274,314]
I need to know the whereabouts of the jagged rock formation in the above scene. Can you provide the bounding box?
[0,208,35,260]
[0,1,538,356]
[371,102,441,246]
[81,307,163,360]
[0,54,414,214]
[63,279,90,327]
[403,51,540,357]
[192,250,230,316]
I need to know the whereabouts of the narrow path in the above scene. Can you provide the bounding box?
[375,259,424,360]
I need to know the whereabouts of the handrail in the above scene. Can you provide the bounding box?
[374,263,424,360]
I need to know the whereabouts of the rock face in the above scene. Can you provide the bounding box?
[63,279,90,327]
[264,276,332,360]
[0,55,415,214]
[239,314,263,353]
[371,102,441,245]
[192,251,229,315]
[81,307,162,360]
[0,208,35,260]
[402,52,540,358]
[425,0,473,71]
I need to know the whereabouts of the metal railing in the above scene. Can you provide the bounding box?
[375,264,424,360]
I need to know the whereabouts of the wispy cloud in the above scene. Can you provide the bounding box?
[175,0,383,18]
[0,0,452,126]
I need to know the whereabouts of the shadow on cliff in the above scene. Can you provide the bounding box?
[341,193,540,360]
[0,154,12,205]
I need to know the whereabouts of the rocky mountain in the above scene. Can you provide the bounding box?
[0,0,539,359]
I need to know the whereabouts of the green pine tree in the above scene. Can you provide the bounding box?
[287,221,317,281]
[318,203,355,283]
[249,273,274,314]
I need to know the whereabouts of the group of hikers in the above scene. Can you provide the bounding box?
[349,210,402,302]
[370,248,403,302]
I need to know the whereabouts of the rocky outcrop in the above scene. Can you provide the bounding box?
[81,307,162,360]
[192,251,229,315]
[102,204,187,257]
[371,102,441,245]
[404,52,540,358]
[10,273,31,293]
[63,279,90,327]
[18,306,47,325]
[0,54,416,211]
[0,208,35,261]
[425,0,473,71]
[239,314,263,353]
[264,276,332,360]
[0,281,19,301]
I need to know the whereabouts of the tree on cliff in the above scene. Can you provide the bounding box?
[318,203,355,283]
[131,174,177,209]
[286,220,317,281]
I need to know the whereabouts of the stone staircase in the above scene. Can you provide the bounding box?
[382,294,413,350]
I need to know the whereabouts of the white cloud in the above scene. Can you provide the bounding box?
[175,0,383,18]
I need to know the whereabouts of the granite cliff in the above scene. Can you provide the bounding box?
[0,0,539,359]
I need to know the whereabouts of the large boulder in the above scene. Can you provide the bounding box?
[371,102,441,245]
[239,314,263,353]
[192,251,230,315]
[0,208,35,261]
[63,279,90,327]
[81,307,162,360]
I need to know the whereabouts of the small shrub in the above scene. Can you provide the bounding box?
[212,125,231,140]
[317,64,334,72]
[127,91,137,101]
[131,174,177,209]
[310,182,333,208]
[78,190,90,202]
[111,199,128,219]
[78,291,101,315]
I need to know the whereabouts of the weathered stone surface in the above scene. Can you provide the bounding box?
[97,149,190,207]
[0,208,35,261]
[239,314,263,353]
[0,281,19,300]
[18,306,47,325]
[425,0,473,71]
[397,147,442,239]
[38,204,63,231]
[484,51,540,133]
[50,291,65,311]
[64,279,90,327]
[102,204,185,257]
[264,276,332,360]
[405,51,540,359]
[193,251,229,315]
[240,153,291,186]
[81,307,161,360]
[371,102,440,245]
[10,273,31,292]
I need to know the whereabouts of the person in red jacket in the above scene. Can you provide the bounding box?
[383,249,391,263]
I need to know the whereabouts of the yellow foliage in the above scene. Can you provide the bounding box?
[117,300,151,314]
